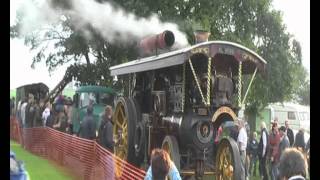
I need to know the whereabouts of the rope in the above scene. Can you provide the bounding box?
[206,57,212,106]
[238,61,242,107]
[188,58,207,105]
[182,63,186,112]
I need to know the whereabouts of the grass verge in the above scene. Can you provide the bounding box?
[10,140,77,180]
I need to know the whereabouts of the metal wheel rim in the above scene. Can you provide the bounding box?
[113,101,129,178]
[216,143,234,180]
[113,102,129,160]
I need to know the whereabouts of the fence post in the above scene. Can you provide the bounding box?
[59,131,63,165]
[92,142,96,179]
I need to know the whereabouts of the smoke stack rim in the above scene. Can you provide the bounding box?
[164,30,175,47]
[194,30,211,44]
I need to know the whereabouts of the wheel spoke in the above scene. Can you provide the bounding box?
[123,125,127,134]
[122,121,127,129]
[116,121,122,128]
[118,151,122,158]
[123,132,127,140]
[120,108,126,119]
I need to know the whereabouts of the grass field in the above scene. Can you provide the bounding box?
[10,140,77,180]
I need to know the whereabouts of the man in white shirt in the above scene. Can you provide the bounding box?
[42,103,51,127]
[235,118,248,180]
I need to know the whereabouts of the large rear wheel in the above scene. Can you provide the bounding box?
[131,98,145,166]
[215,137,242,180]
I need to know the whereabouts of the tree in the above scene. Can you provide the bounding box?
[296,79,310,105]
[10,0,306,111]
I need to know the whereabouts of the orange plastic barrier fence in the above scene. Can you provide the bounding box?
[10,117,146,180]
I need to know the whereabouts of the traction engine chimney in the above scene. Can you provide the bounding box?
[139,30,175,56]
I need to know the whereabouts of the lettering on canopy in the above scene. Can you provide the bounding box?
[218,47,235,56]
[242,53,258,63]
[216,45,259,64]
[191,47,209,55]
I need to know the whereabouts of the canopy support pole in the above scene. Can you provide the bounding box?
[241,67,258,106]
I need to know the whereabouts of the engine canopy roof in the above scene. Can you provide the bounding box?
[110,41,267,76]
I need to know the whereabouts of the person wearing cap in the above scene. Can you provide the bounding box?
[269,120,281,180]
[79,105,96,140]
[235,118,248,180]
[279,126,290,158]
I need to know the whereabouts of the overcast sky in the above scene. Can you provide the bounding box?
[10,0,310,90]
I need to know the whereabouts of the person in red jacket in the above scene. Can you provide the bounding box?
[269,122,281,180]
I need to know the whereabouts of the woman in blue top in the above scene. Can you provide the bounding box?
[144,148,181,180]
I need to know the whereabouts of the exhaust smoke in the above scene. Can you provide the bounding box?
[14,0,189,48]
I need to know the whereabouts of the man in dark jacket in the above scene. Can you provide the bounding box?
[285,120,294,146]
[25,94,35,128]
[32,101,42,127]
[248,131,259,177]
[53,110,68,133]
[279,126,290,158]
[79,105,96,140]
[258,121,269,180]
[98,105,114,152]
[294,129,305,152]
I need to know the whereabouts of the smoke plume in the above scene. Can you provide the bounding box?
[15,0,189,48]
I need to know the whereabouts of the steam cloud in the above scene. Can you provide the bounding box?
[15,0,189,48]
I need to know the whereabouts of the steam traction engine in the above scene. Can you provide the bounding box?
[110,30,267,179]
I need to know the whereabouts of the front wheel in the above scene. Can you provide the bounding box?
[215,137,242,180]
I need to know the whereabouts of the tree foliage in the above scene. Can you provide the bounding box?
[10,0,308,111]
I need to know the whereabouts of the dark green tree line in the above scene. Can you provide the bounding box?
[10,0,308,111]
